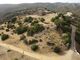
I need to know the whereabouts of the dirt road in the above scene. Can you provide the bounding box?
[0,42,59,60]
[0,41,80,60]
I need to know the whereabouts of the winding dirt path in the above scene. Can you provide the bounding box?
[0,41,79,60]
[0,42,59,60]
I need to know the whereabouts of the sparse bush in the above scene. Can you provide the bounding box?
[62,33,71,44]
[24,17,33,23]
[62,33,71,48]
[31,20,38,26]
[7,24,15,29]
[27,27,34,36]
[54,46,61,53]
[1,34,9,41]
[20,34,26,40]
[39,39,42,42]
[7,50,11,52]
[28,39,38,45]
[6,29,9,32]
[40,18,45,22]
[17,21,22,26]
[31,44,39,51]
[47,42,55,46]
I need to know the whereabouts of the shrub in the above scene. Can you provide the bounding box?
[39,39,42,42]
[24,17,33,23]
[61,25,71,33]
[51,15,60,22]
[11,17,17,23]
[47,42,55,46]
[20,34,26,40]
[62,33,71,44]
[27,27,34,36]
[62,33,71,48]
[31,44,39,51]
[54,46,61,53]
[28,39,38,45]
[33,24,45,33]
[51,18,56,22]
[40,18,45,22]
[17,21,22,26]
[7,24,15,29]
[1,34,9,41]
[31,20,38,26]
[16,26,28,34]
[7,50,11,52]
[6,29,9,32]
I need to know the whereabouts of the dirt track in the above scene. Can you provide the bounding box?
[0,41,80,60]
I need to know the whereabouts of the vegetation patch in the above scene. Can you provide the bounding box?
[16,26,28,34]
[27,24,45,36]
[51,14,71,33]
[62,33,71,48]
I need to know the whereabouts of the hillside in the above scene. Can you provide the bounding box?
[0,10,74,55]
[0,4,80,60]
[1,3,80,19]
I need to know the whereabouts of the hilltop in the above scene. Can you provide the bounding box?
[0,4,80,60]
